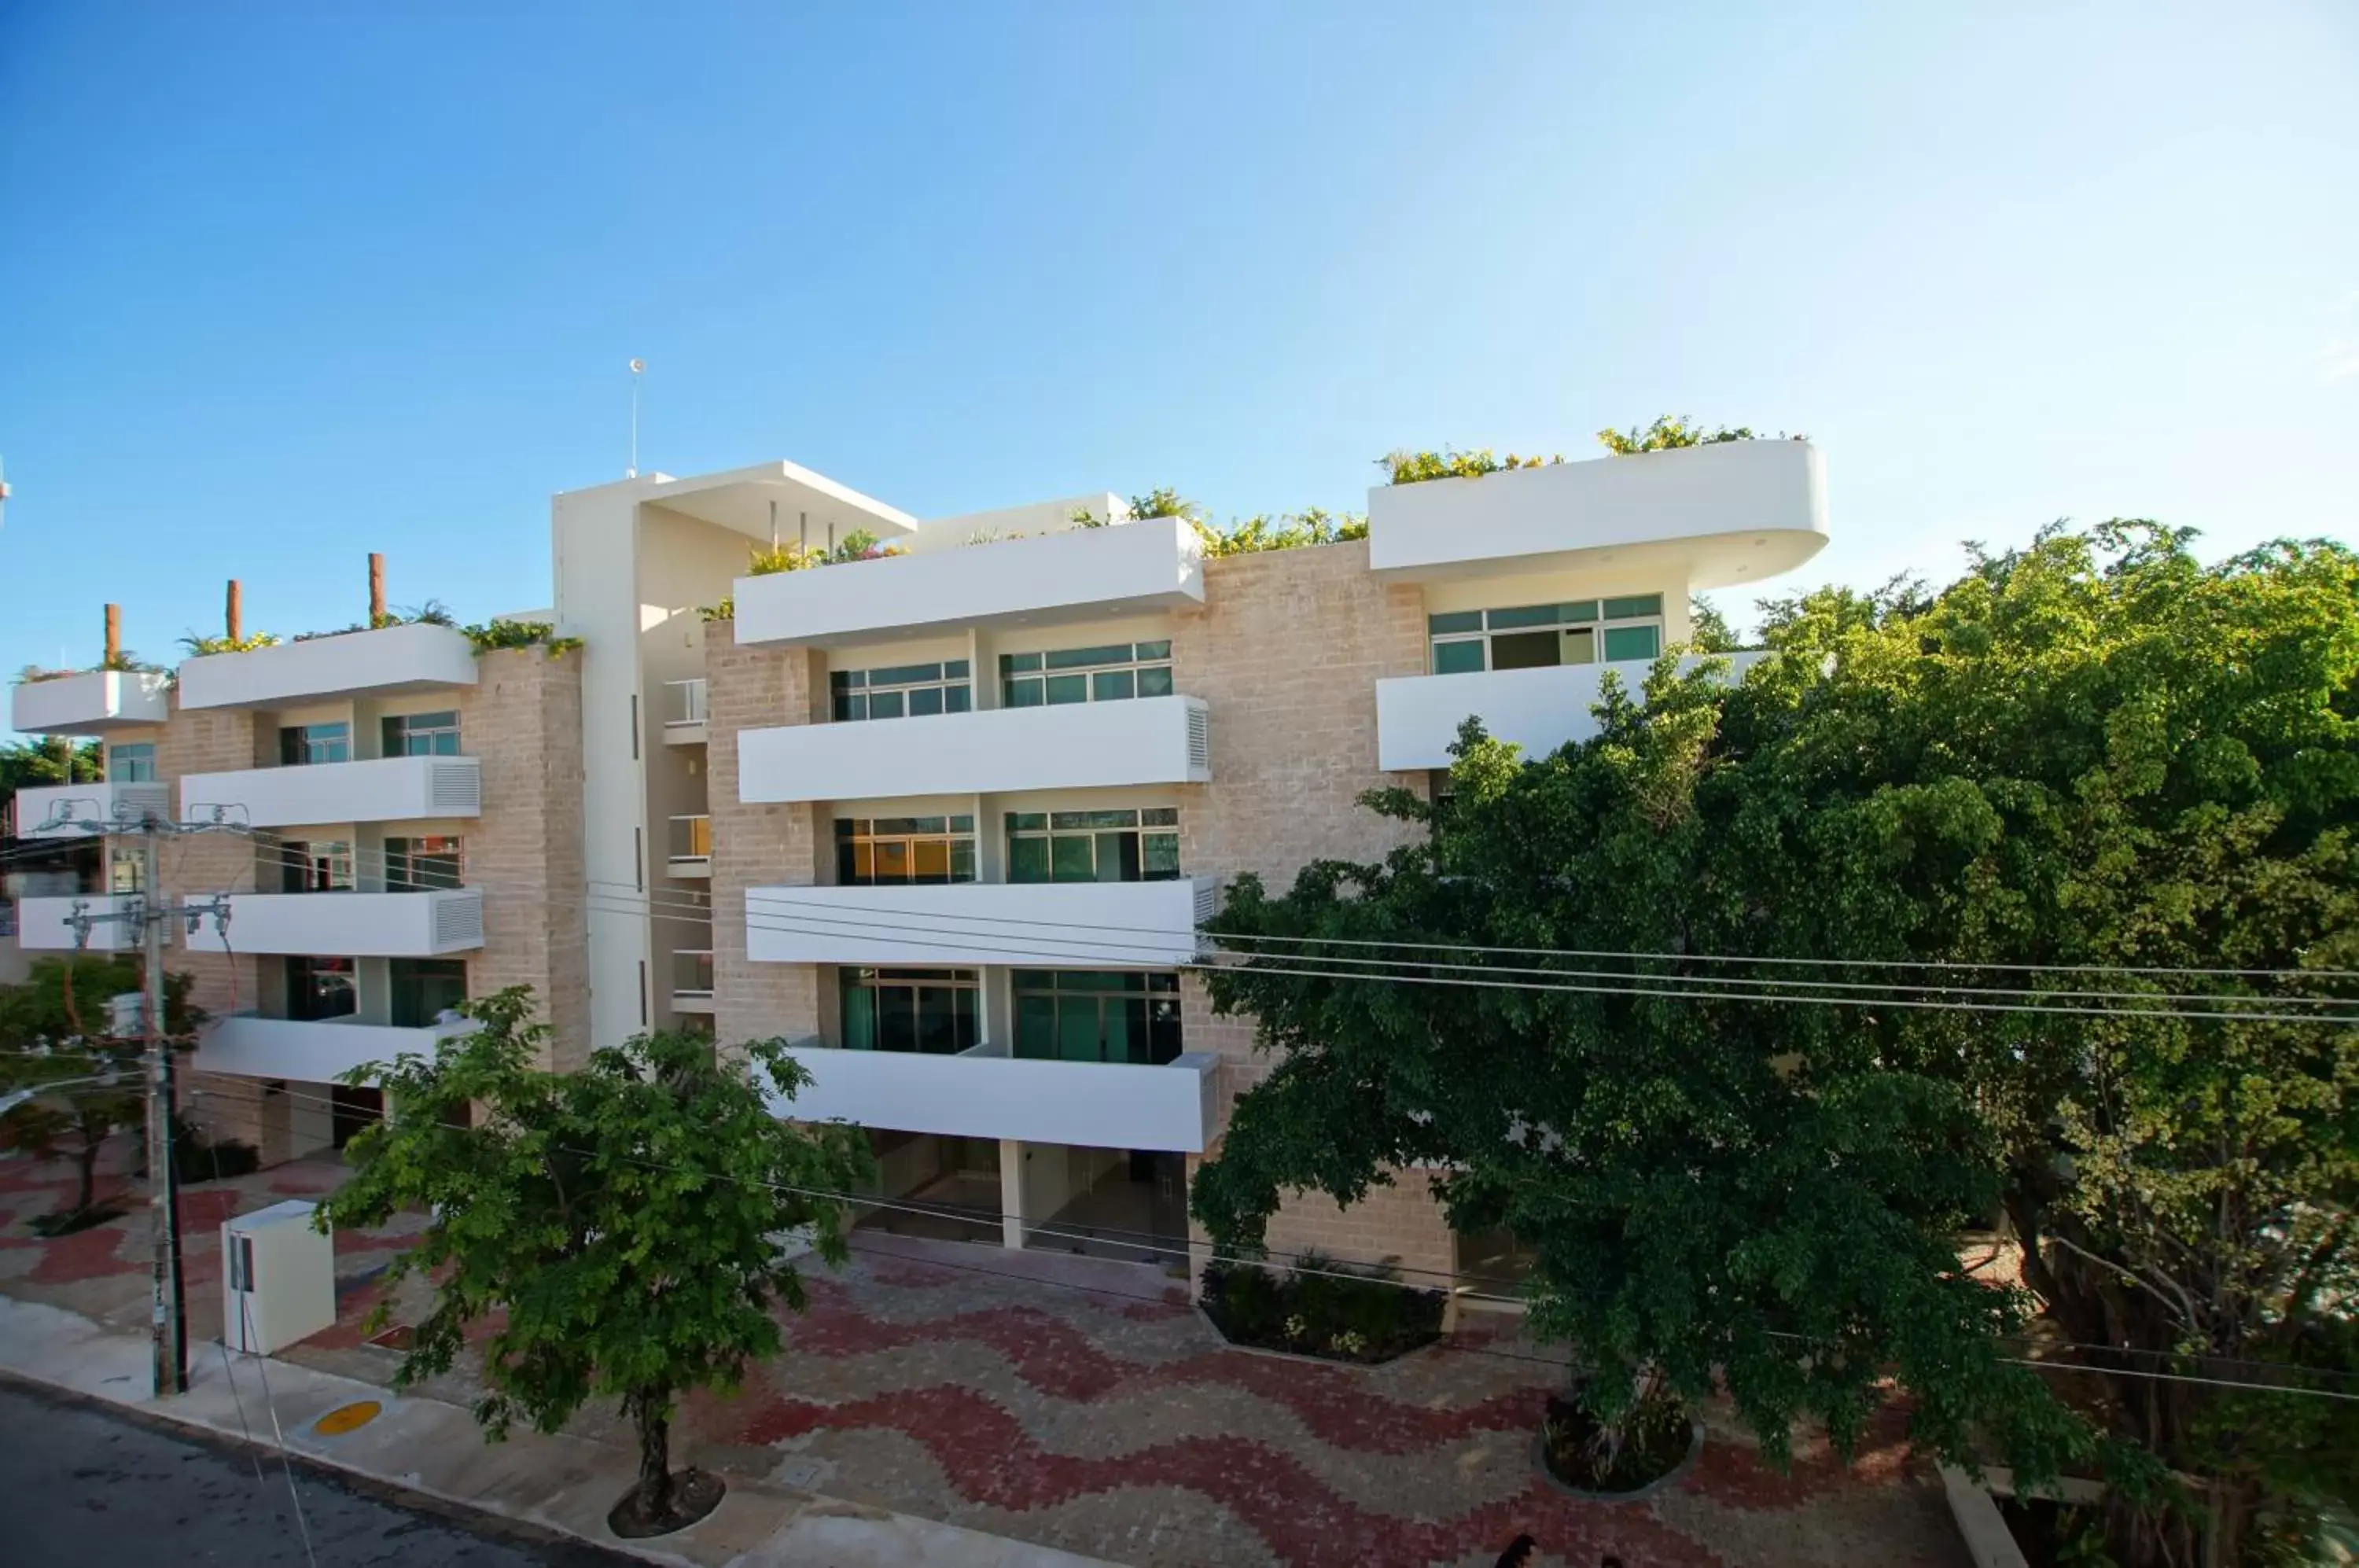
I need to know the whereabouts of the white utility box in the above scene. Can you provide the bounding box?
[222,1200,336,1354]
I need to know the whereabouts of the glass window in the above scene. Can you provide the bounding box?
[280,840,355,893]
[106,742,156,783]
[386,836,462,892]
[1427,596,1665,675]
[279,721,350,767]
[836,816,977,886]
[839,968,978,1054]
[830,661,970,723]
[1000,641,1174,708]
[1007,807,1181,884]
[389,958,467,1027]
[1010,970,1182,1066]
[108,848,143,894]
[381,710,460,757]
[1603,623,1662,661]
[286,955,357,1021]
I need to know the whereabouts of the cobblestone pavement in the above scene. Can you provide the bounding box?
[2,1143,1967,1568]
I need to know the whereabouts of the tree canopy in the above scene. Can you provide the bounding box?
[322,988,875,1529]
[1192,523,2358,1566]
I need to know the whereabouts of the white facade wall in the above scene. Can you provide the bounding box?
[740,694,1210,803]
[177,624,480,710]
[184,889,485,958]
[9,670,172,735]
[745,878,1212,969]
[1375,651,1771,770]
[180,756,481,828]
[773,1044,1220,1153]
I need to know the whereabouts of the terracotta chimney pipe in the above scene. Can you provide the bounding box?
[104,603,120,666]
[368,553,386,624]
[226,580,243,642]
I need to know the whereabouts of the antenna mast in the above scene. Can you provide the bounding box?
[627,359,646,477]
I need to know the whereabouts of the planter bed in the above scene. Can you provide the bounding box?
[1198,1254,1445,1366]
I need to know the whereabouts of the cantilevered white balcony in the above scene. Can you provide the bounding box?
[1375,651,1770,771]
[180,756,480,828]
[771,1043,1220,1154]
[1367,440,1827,587]
[177,623,478,711]
[745,878,1213,968]
[195,1014,466,1084]
[732,517,1205,648]
[9,670,171,735]
[740,694,1209,803]
[16,894,145,952]
[183,889,484,958]
[12,782,171,838]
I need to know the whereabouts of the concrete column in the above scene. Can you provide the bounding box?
[999,1138,1026,1250]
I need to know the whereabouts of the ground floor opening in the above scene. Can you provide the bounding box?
[854,1131,1190,1270]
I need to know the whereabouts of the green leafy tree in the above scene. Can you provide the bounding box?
[1686,594,1741,653]
[1595,415,1798,453]
[1194,523,2358,1565]
[0,736,102,796]
[0,957,201,1219]
[322,988,874,1529]
[1194,508,1369,558]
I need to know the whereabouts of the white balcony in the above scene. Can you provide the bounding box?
[772,1043,1220,1154]
[661,679,708,745]
[177,623,478,711]
[733,517,1205,649]
[17,894,145,952]
[194,1014,466,1084]
[183,889,484,958]
[740,694,1209,803]
[9,670,171,736]
[746,878,1213,968]
[12,781,171,839]
[1375,651,1770,771]
[666,814,712,878]
[1367,440,1827,587]
[670,949,716,1014]
[180,756,480,829]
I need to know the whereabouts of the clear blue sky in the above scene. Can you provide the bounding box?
[2,1,2353,703]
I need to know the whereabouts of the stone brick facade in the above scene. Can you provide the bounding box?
[704,620,826,1047]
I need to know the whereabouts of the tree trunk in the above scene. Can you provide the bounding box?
[73,1131,99,1214]
[631,1391,673,1521]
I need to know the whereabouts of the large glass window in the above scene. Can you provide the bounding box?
[385,835,463,891]
[285,955,357,1021]
[279,839,355,893]
[106,742,156,783]
[1000,641,1173,708]
[381,710,461,757]
[1006,808,1180,883]
[1012,970,1182,1065]
[279,721,351,766]
[840,968,979,1055]
[1426,595,1664,675]
[836,816,976,885]
[389,958,467,1026]
[830,661,972,722]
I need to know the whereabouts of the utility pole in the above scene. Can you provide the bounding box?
[138,823,187,1396]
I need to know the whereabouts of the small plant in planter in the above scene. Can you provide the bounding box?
[1537,1370,1701,1498]
[1200,1251,1445,1364]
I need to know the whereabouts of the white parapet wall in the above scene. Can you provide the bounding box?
[180,755,480,828]
[178,622,479,710]
[745,878,1212,968]
[194,1014,464,1083]
[772,1043,1221,1154]
[740,694,1210,802]
[1375,651,1770,771]
[11,781,170,837]
[8,670,172,735]
[732,516,1205,646]
[183,889,484,958]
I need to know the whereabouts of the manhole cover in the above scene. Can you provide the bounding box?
[313,1401,382,1437]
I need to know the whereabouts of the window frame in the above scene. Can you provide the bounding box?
[381,709,462,757]
[278,720,351,767]
[385,834,464,892]
[838,966,981,1055]
[834,815,977,886]
[1426,596,1664,675]
[999,640,1174,709]
[106,742,156,783]
[1010,969,1183,1065]
[1005,806,1181,884]
[830,660,973,723]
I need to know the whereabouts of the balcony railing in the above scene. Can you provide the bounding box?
[672,949,715,997]
[667,814,712,872]
[663,679,708,727]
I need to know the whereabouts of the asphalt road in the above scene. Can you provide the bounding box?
[0,1379,635,1567]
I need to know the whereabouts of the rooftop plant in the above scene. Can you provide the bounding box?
[13,650,164,683]
[180,630,281,656]
[1380,448,1565,485]
[745,530,899,576]
[1195,508,1368,557]
[697,598,734,624]
[291,600,459,642]
[1595,415,1804,454]
[463,619,583,658]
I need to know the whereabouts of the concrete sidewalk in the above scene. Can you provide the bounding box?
[0,1295,1112,1568]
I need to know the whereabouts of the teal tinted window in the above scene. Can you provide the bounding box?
[1137,665,1174,697]
[1006,678,1043,707]
[1045,644,1133,670]
[1093,670,1135,701]
[1484,604,1561,630]
[1603,624,1661,661]
[1559,600,1599,624]
[107,743,156,783]
[1427,611,1482,635]
[1001,652,1042,674]
[1043,673,1087,705]
[1603,594,1663,620]
[1432,640,1486,675]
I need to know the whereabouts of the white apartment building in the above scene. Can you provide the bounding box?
[8,437,1827,1279]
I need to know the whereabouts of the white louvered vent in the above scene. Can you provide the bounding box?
[429,759,482,817]
[431,889,485,951]
[1186,705,1209,772]
[116,783,171,826]
[1194,878,1218,925]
